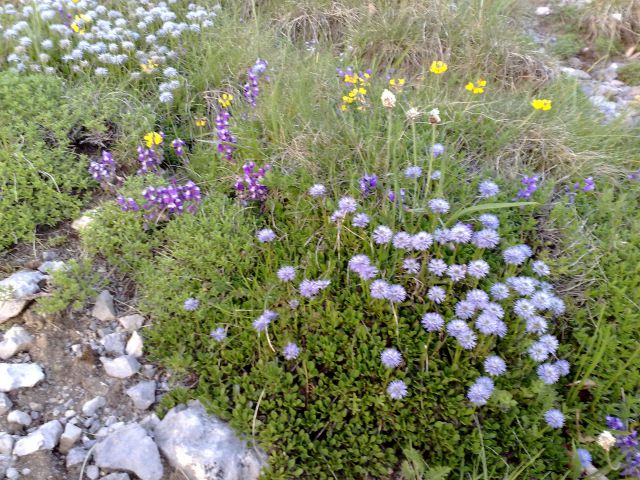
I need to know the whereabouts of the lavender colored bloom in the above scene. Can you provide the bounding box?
[457,329,477,349]
[385,284,407,303]
[236,162,271,203]
[412,232,433,251]
[472,229,501,249]
[548,297,566,316]
[89,151,116,182]
[528,342,550,362]
[338,196,358,213]
[483,302,504,318]
[503,245,533,265]
[299,279,330,299]
[183,297,199,311]
[348,254,378,280]
[475,313,501,335]
[606,416,626,431]
[403,258,421,274]
[253,309,278,332]
[554,359,570,377]
[431,143,445,157]
[309,184,327,197]
[447,264,467,282]
[352,213,370,228]
[136,147,161,175]
[515,175,539,200]
[171,138,186,156]
[373,225,393,244]
[256,228,276,243]
[507,276,538,296]
[359,173,378,197]
[467,260,490,279]
[381,348,403,368]
[421,312,445,332]
[531,291,552,310]
[288,299,300,309]
[393,232,413,249]
[532,260,550,276]
[537,363,561,385]
[526,316,548,335]
[277,266,296,282]
[434,228,451,245]
[428,259,448,276]
[283,342,300,360]
[479,214,500,230]
[387,379,408,399]
[431,170,442,180]
[467,377,494,406]
[577,449,592,467]
[429,198,450,214]
[494,320,508,337]
[404,166,422,178]
[484,356,507,376]
[447,320,470,338]
[539,334,559,354]
[455,300,477,320]
[490,283,510,300]
[215,108,237,162]
[370,280,390,299]
[330,210,347,223]
[427,286,446,304]
[544,409,565,428]
[116,195,141,212]
[513,299,536,320]
[478,180,500,198]
[448,223,473,244]
[210,327,226,342]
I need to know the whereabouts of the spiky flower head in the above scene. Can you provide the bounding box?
[380,348,403,368]
[544,409,565,429]
[387,379,408,399]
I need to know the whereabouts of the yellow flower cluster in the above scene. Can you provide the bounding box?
[465,79,487,94]
[218,93,233,108]
[430,61,448,75]
[388,78,405,92]
[144,132,163,148]
[195,117,207,127]
[141,59,159,74]
[531,99,552,111]
[70,14,91,34]
[341,86,368,111]
[343,71,371,86]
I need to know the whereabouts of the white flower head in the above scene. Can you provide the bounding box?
[381,89,396,109]
[596,431,616,451]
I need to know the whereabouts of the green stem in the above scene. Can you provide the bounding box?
[425,123,437,199]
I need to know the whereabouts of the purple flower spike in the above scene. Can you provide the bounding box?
[89,151,116,183]
[171,138,186,157]
[515,175,539,200]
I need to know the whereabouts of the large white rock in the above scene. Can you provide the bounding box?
[101,473,131,480]
[13,420,63,456]
[0,433,14,455]
[125,381,155,410]
[154,401,265,480]
[100,356,140,379]
[92,290,116,321]
[7,410,31,426]
[125,331,143,358]
[0,271,44,323]
[93,424,163,480]
[0,326,33,360]
[0,364,45,392]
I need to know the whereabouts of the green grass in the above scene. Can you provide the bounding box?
[2,0,640,478]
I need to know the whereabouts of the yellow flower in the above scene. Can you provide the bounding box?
[70,23,84,34]
[381,89,396,108]
[195,118,207,127]
[344,74,359,85]
[358,87,367,95]
[341,104,347,112]
[218,93,233,108]
[466,79,486,94]
[531,99,552,111]
[144,132,163,148]
[430,61,448,75]
[141,59,158,74]
[75,14,91,23]
[389,78,405,86]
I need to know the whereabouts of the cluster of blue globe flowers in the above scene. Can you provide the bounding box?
[181,163,573,430]
[0,0,219,103]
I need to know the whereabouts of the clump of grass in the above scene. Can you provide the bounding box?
[618,62,640,84]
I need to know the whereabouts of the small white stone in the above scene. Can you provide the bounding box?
[0,393,12,414]
[13,420,63,456]
[7,410,31,426]
[0,271,44,323]
[66,446,87,468]
[100,356,140,379]
[85,464,99,479]
[0,326,34,360]
[59,423,82,453]
[92,291,116,321]
[5,467,19,479]
[21,468,31,475]
[82,396,106,416]
[125,332,143,358]
[101,333,125,356]
[0,433,14,455]
[535,5,551,15]
[125,381,155,410]
[37,261,67,274]
[0,364,44,392]
[118,314,144,332]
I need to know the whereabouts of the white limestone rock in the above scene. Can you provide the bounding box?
[0,271,44,323]
[125,381,155,410]
[0,326,33,360]
[13,420,63,456]
[125,331,143,358]
[92,291,116,321]
[0,364,45,392]
[100,356,140,379]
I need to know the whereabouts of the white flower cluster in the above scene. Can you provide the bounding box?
[0,0,219,102]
